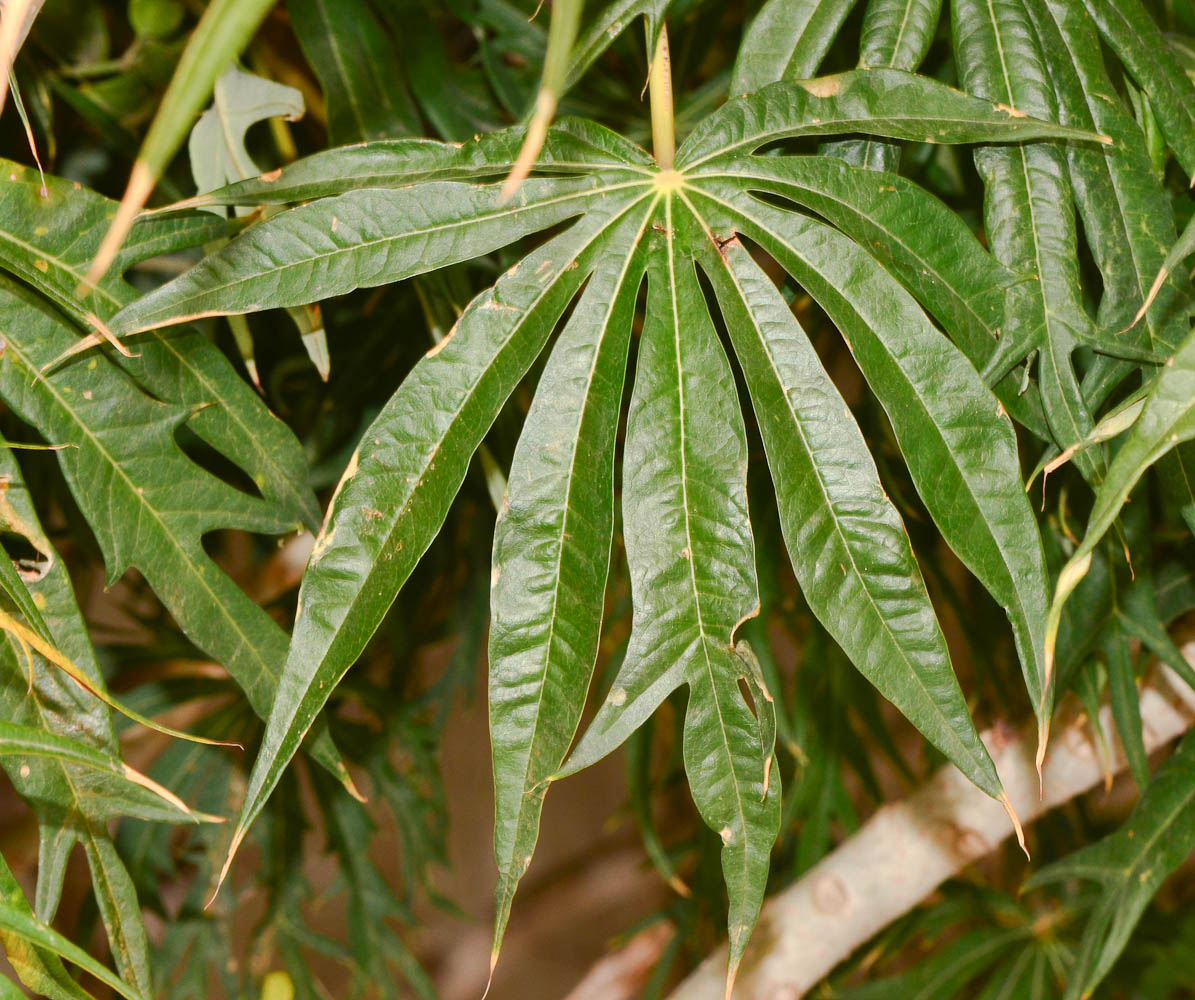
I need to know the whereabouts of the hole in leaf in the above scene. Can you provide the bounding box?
[0,530,49,579]
[737,676,758,719]
[173,425,263,501]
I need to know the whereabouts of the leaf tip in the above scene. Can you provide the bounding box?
[340,765,367,803]
[668,875,692,898]
[482,949,499,1000]
[725,954,740,1000]
[208,823,247,909]
[1035,716,1050,799]
[999,791,1029,860]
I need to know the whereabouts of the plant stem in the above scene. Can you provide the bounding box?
[649,25,675,170]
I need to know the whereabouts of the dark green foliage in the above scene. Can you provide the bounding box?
[0,2,1193,998]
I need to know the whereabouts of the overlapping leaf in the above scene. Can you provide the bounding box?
[107,69,1101,979]
[0,853,142,1000]
[825,0,945,170]
[220,189,655,884]
[689,187,1036,785]
[731,0,860,94]
[0,445,166,996]
[556,203,781,986]
[0,160,358,789]
[951,0,1103,484]
[1047,324,1195,671]
[1025,0,1189,416]
[488,206,651,954]
[1078,0,1195,180]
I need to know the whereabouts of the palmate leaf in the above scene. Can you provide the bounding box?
[1025,730,1195,998]
[115,70,1101,981]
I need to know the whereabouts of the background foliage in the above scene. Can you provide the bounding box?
[0,0,1194,998]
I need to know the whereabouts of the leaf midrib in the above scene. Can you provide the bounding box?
[664,192,750,884]
[1039,2,1168,338]
[0,226,314,526]
[687,183,992,779]
[507,196,657,855]
[696,160,1005,341]
[2,337,281,689]
[119,177,649,331]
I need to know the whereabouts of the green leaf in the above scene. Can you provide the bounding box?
[288,0,419,144]
[836,925,1029,1000]
[166,117,654,210]
[0,722,221,824]
[559,198,780,987]
[488,214,649,954]
[712,181,1052,741]
[1032,0,1186,348]
[1046,325,1195,677]
[823,0,944,171]
[1025,729,1195,999]
[1079,0,1195,179]
[110,173,649,334]
[731,0,861,95]
[564,0,671,92]
[1025,0,1188,415]
[188,65,304,198]
[1134,211,1195,335]
[0,854,141,1000]
[1100,619,1147,789]
[691,154,1049,434]
[0,445,152,993]
[952,0,1101,478]
[675,68,1109,172]
[860,0,942,70]
[223,192,655,885]
[688,193,1004,798]
[0,276,348,785]
[0,159,320,531]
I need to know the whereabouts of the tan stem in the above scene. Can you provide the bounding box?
[649,26,675,170]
